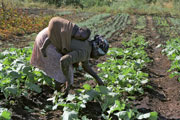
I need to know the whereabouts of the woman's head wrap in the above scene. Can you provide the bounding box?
[91,35,109,58]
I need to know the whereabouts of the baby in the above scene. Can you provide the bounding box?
[40,24,91,57]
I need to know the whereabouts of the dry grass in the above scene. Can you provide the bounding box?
[1,0,180,17]
[86,0,180,17]
[0,0,56,9]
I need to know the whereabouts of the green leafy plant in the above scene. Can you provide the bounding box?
[153,16,169,27]
[0,47,54,99]
[0,107,11,120]
[78,13,129,39]
[135,16,146,30]
[162,37,180,80]
[97,35,150,94]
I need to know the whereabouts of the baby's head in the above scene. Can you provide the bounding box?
[74,26,91,40]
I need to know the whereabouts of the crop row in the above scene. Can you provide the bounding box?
[169,17,180,36]
[135,16,146,30]
[78,13,129,39]
[153,17,180,38]
[101,13,129,39]
[77,13,111,38]
[153,16,169,27]
[153,16,180,81]
[0,47,55,119]
[162,37,180,81]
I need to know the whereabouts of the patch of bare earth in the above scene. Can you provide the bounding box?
[134,15,180,119]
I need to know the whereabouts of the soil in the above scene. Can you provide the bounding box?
[1,9,180,120]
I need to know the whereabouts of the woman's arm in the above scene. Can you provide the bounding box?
[82,61,104,85]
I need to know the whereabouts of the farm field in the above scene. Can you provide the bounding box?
[0,7,180,120]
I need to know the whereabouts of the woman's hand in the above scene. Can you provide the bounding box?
[97,78,104,86]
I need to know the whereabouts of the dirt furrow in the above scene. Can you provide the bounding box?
[109,14,137,48]
[145,16,180,119]
[130,15,137,26]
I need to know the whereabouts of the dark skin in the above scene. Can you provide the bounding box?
[82,61,104,85]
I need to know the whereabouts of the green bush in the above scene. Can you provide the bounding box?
[34,0,113,8]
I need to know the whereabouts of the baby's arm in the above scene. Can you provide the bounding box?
[40,38,51,57]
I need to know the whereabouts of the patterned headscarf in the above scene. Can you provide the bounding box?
[91,35,109,57]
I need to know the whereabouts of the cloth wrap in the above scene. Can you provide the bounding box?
[30,28,74,84]
[48,17,75,54]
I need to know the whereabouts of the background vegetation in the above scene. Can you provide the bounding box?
[1,0,180,16]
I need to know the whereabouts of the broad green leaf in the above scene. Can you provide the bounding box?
[0,79,11,85]
[79,94,91,102]
[96,86,109,95]
[137,113,151,119]
[141,79,148,84]
[80,103,86,108]
[22,66,32,74]
[0,64,3,71]
[149,112,158,120]
[175,56,180,61]
[4,85,18,95]
[60,103,78,111]
[62,110,78,120]
[83,84,91,90]
[118,75,125,80]
[26,82,42,93]
[108,100,125,114]
[0,109,11,120]
[86,90,99,100]
[8,71,20,79]
[81,116,90,120]
[52,104,59,110]
[67,94,76,101]
[33,70,42,76]
[101,96,118,112]
[114,111,127,118]
[43,75,53,86]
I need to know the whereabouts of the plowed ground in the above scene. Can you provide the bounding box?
[0,9,180,120]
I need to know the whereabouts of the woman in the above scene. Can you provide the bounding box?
[30,17,109,97]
